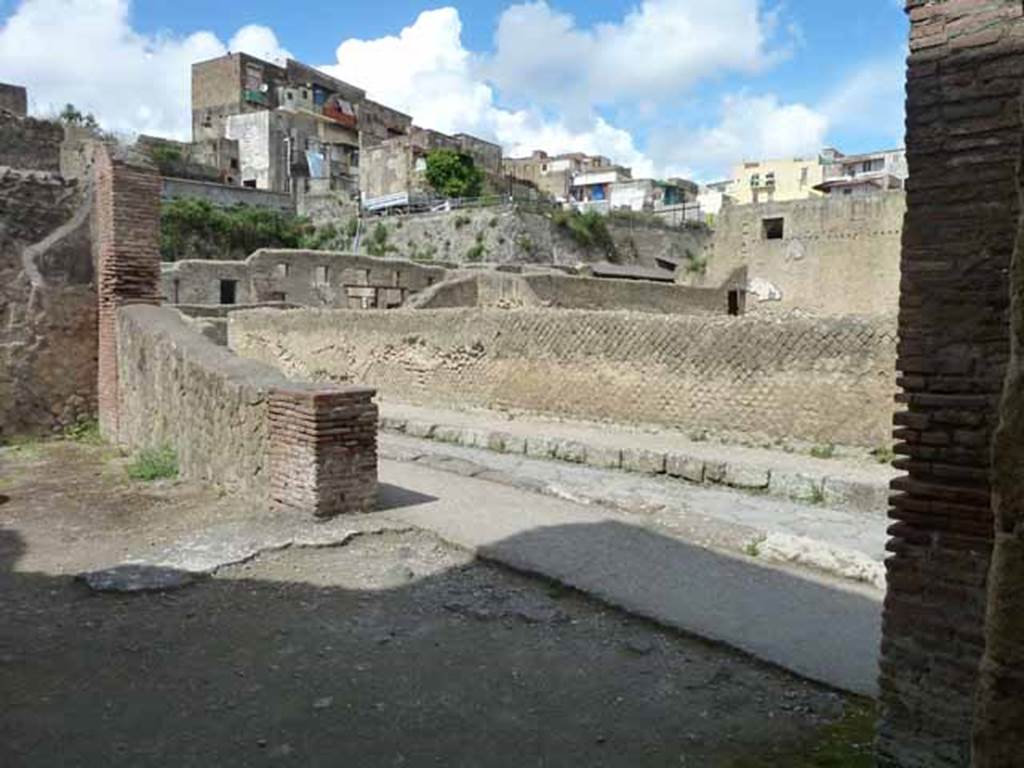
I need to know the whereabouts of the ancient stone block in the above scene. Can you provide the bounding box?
[584,445,622,470]
[666,454,705,483]
[621,448,666,475]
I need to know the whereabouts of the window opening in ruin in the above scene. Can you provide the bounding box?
[243,179,256,188]
[230,158,239,170]
[219,280,237,305]
[276,263,289,277]
[315,266,330,286]
[172,279,180,304]
[762,217,784,240]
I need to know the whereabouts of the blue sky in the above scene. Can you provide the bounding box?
[0,0,908,180]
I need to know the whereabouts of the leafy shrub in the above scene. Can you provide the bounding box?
[365,222,398,257]
[453,215,471,229]
[551,209,617,258]
[147,144,184,175]
[424,149,484,199]
[465,243,486,262]
[58,103,99,129]
[63,418,102,445]
[126,446,179,481]
[299,220,360,252]
[516,235,537,257]
[160,199,310,261]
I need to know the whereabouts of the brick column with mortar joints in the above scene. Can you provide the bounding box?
[93,145,161,441]
[878,2,1024,766]
[268,386,379,517]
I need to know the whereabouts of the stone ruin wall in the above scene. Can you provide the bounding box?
[878,1,1024,766]
[411,270,731,315]
[161,249,447,309]
[228,307,897,448]
[0,112,96,439]
[699,191,905,318]
[93,145,378,512]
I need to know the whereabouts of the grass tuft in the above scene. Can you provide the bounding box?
[63,418,102,445]
[126,445,179,481]
[810,444,836,460]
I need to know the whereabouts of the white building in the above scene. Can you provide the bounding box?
[815,148,907,196]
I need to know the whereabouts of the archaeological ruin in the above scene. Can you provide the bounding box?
[5,0,1024,764]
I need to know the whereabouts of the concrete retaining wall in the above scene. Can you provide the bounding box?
[161,177,294,212]
[229,308,897,447]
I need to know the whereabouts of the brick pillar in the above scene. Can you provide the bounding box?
[268,386,378,517]
[878,3,1024,766]
[93,145,161,441]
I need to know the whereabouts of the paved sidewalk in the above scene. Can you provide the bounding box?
[379,401,897,516]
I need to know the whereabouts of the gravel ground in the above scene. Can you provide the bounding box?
[0,441,867,767]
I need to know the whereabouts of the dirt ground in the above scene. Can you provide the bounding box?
[0,441,874,767]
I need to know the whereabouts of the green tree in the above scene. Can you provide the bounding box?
[424,149,484,199]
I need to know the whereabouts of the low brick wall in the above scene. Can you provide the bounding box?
[118,305,379,510]
[229,308,898,447]
[117,305,289,490]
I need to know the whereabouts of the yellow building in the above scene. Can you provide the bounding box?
[726,155,825,205]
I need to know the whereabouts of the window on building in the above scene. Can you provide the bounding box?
[765,172,776,187]
[276,263,289,277]
[230,158,239,170]
[314,266,330,286]
[762,217,785,240]
[750,174,760,188]
[172,279,180,304]
[243,179,257,188]
[800,167,809,186]
[219,280,237,305]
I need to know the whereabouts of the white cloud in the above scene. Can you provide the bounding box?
[821,53,906,146]
[228,24,292,66]
[0,0,289,138]
[323,7,655,176]
[653,93,828,179]
[0,0,905,182]
[488,0,784,112]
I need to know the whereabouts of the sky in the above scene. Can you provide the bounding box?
[0,0,909,181]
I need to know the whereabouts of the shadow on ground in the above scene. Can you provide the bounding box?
[0,443,875,767]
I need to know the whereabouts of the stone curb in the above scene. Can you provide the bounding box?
[379,415,889,516]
